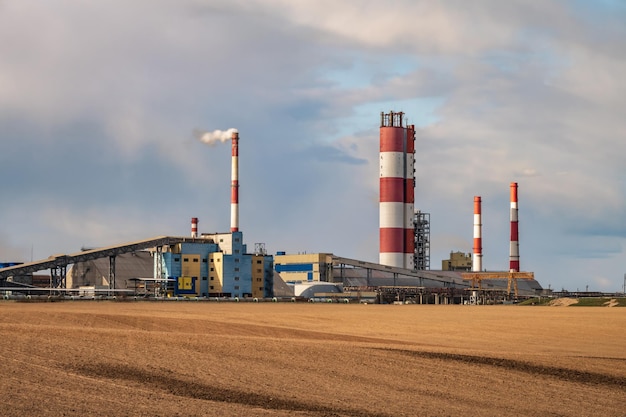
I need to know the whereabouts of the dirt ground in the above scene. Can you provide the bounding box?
[0,301,624,417]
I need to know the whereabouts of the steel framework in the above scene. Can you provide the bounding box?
[414,211,430,270]
[461,271,535,297]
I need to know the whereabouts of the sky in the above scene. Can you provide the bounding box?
[1,1,625,292]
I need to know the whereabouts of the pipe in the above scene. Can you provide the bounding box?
[473,196,482,272]
[509,182,519,271]
[231,131,239,232]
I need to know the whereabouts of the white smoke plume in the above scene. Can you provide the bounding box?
[194,128,238,146]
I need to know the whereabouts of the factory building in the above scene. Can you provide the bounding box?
[274,253,333,283]
[156,231,274,299]
[441,252,472,271]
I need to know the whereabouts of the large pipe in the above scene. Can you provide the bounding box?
[473,196,482,272]
[509,182,519,271]
[230,131,239,233]
[191,217,198,238]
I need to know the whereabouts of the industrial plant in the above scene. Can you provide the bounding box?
[0,113,544,304]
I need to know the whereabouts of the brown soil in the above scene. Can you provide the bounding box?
[0,301,624,416]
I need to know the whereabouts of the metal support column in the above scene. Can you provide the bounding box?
[109,255,116,295]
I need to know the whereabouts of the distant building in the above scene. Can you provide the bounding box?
[274,253,333,283]
[441,251,472,271]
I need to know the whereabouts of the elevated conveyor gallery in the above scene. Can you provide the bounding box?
[0,236,211,289]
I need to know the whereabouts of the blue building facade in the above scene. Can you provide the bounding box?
[156,232,273,298]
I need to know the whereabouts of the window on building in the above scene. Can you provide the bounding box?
[220,239,224,243]
[234,258,239,263]
[256,269,261,273]
[234,267,239,272]
[210,285,214,290]
[234,249,240,254]
[202,258,207,263]
[174,257,180,262]
[234,238,240,243]
[256,278,262,282]
[193,259,199,263]
[210,267,214,272]
[210,277,214,281]
[183,258,189,262]
[210,259,214,262]
[259,287,263,291]
[202,277,207,281]
[234,286,239,290]
[234,277,239,281]
[256,260,262,264]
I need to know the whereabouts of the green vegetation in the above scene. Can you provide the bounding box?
[571,297,626,307]
[518,297,626,306]
[517,297,552,306]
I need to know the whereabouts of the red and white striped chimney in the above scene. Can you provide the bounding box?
[509,182,519,271]
[473,196,482,272]
[191,217,198,238]
[230,131,239,233]
[379,111,415,269]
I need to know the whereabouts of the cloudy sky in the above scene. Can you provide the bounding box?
[1,1,625,292]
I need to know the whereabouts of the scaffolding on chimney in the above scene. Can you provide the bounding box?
[414,211,430,271]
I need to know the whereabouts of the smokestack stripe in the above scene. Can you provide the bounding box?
[379,112,415,269]
[509,182,519,272]
[230,132,239,233]
[473,196,482,272]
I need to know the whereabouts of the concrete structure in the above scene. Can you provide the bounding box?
[510,182,520,271]
[379,111,415,269]
[473,196,483,272]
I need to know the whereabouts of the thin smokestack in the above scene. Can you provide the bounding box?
[509,182,520,272]
[230,131,239,232]
[473,196,482,272]
[195,127,240,233]
[191,217,198,238]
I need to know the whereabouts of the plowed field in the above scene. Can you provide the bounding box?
[0,301,624,416]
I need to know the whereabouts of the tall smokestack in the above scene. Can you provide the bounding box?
[191,217,198,238]
[379,111,415,269]
[231,131,239,233]
[509,182,519,271]
[473,196,482,272]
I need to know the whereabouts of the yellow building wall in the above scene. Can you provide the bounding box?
[251,255,265,298]
[181,254,201,295]
[274,253,329,265]
[209,252,223,294]
[274,253,332,282]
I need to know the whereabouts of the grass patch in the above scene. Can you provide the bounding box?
[570,297,626,307]
[518,297,552,306]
